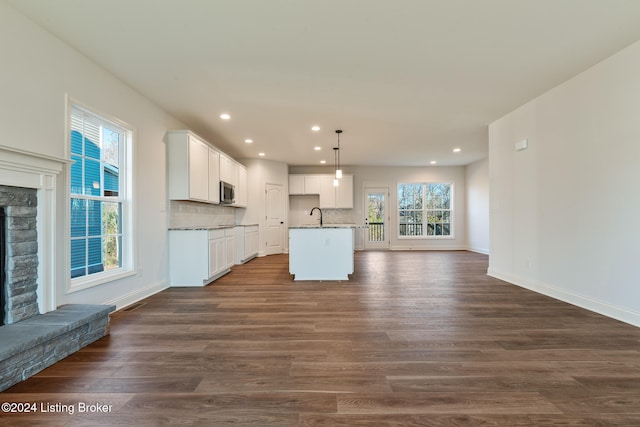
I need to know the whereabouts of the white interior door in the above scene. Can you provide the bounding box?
[364,187,389,250]
[265,183,285,255]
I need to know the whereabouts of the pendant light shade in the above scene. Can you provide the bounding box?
[335,130,343,180]
[333,146,340,186]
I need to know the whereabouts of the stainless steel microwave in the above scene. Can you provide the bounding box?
[220,180,235,204]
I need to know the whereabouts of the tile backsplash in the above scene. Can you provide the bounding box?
[289,195,354,226]
[169,200,236,228]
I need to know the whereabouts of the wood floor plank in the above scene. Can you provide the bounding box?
[3,251,640,425]
[336,391,563,415]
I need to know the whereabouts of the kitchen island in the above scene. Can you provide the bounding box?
[289,225,357,281]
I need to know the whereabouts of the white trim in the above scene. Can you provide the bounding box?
[0,145,69,314]
[466,245,489,255]
[390,245,467,251]
[65,98,137,293]
[397,181,454,239]
[68,269,137,293]
[487,268,640,328]
[103,279,169,311]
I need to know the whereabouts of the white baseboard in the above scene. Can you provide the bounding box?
[466,245,489,255]
[390,245,467,251]
[104,280,169,311]
[487,268,640,328]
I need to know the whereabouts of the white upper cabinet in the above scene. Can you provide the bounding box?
[289,175,305,195]
[219,153,238,187]
[336,174,353,208]
[288,174,353,208]
[167,130,248,207]
[235,164,248,207]
[168,131,214,203]
[304,175,322,195]
[318,175,336,208]
[187,136,209,201]
[208,148,220,203]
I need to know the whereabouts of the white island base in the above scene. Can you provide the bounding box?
[289,227,354,281]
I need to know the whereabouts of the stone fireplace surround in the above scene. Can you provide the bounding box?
[0,145,114,391]
[1,185,39,325]
[0,145,63,318]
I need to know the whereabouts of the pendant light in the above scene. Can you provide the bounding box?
[335,129,343,180]
[333,146,339,186]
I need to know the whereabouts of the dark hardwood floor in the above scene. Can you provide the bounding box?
[2,251,640,426]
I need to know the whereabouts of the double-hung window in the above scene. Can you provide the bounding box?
[398,183,452,237]
[69,104,134,289]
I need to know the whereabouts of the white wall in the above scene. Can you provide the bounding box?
[0,1,185,309]
[465,158,489,254]
[290,165,467,251]
[238,158,289,255]
[289,195,321,226]
[489,40,640,326]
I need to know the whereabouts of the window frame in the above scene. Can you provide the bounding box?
[66,100,136,293]
[397,182,454,239]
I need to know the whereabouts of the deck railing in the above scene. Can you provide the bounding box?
[399,223,423,236]
[368,222,384,242]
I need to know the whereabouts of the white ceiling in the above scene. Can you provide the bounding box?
[7,0,640,167]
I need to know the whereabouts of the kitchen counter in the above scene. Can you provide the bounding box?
[288,224,366,229]
[168,225,234,231]
[288,226,355,281]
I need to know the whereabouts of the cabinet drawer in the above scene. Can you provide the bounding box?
[208,229,225,240]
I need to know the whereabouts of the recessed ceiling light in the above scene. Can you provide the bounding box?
[311,126,320,132]
[320,160,326,164]
[220,113,231,120]
[258,152,265,157]
[314,146,321,151]
[244,139,253,144]
[453,148,461,153]
[430,160,437,164]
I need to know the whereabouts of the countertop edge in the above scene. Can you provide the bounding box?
[289,225,368,229]
[169,224,258,231]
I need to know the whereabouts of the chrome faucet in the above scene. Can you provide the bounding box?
[310,207,323,226]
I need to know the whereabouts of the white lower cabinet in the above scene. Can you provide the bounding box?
[234,225,259,264]
[225,228,235,269]
[169,228,231,286]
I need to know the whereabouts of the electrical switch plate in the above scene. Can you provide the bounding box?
[514,139,528,151]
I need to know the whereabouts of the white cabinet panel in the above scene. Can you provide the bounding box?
[219,153,238,187]
[208,149,220,203]
[336,174,353,208]
[289,175,305,195]
[289,228,354,280]
[235,164,248,207]
[304,175,322,194]
[319,175,336,208]
[169,229,230,286]
[234,225,259,264]
[188,136,209,201]
[288,174,353,208]
[208,238,219,278]
[245,226,259,260]
[225,228,235,269]
[168,131,211,202]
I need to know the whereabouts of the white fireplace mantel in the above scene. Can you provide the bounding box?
[0,144,70,314]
